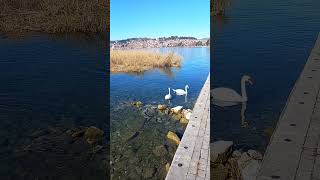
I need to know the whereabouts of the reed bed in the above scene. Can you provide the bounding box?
[211,0,230,16]
[0,0,109,34]
[110,50,182,73]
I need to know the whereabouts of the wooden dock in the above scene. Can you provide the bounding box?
[166,74,210,180]
[257,33,320,180]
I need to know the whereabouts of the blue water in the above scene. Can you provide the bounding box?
[0,33,107,179]
[212,0,320,152]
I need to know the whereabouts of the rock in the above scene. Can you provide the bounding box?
[172,113,182,121]
[165,163,170,173]
[211,163,228,180]
[180,117,189,125]
[157,104,167,110]
[210,140,233,164]
[232,150,242,159]
[30,129,50,138]
[164,109,170,114]
[247,150,263,160]
[237,152,252,170]
[92,145,104,153]
[84,126,104,145]
[227,158,242,180]
[166,131,180,145]
[132,101,143,107]
[182,109,192,120]
[171,106,183,114]
[143,167,155,178]
[241,159,261,180]
[71,129,86,138]
[152,145,167,157]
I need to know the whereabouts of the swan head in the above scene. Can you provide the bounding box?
[242,75,254,85]
[185,85,189,89]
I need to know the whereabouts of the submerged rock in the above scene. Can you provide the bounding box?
[165,163,170,173]
[182,109,192,120]
[172,113,182,121]
[210,140,233,164]
[166,131,180,145]
[84,126,104,145]
[132,101,143,107]
[171,106,183,114]
[92,145,104,153]
[211,163,228,180]
[71,129,86,138]
[157,104,167,111]
[152,145,167,157]
[247,150,263,160]
[241,159,261,180]
[143,167,155,178]
[180,117,189,125]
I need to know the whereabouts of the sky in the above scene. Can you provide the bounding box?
[110,0,210,41]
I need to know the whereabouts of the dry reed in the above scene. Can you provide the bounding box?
[0,0,109,34]
[110,50,182,73]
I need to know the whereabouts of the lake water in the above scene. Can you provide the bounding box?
[212,0,320,152]
[110,47,209,179]
[0,33,108,180]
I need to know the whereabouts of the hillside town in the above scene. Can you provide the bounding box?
[111,36,210,49]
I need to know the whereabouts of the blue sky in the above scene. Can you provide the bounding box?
[111,0,210,40]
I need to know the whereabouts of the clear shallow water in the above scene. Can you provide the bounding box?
[0,34,108,179]
[110,47,209,179]
[212,0,320,152]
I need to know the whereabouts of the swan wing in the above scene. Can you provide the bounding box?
[211,87,243,102]
[173,89,186,94]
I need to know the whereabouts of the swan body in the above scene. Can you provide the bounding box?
[211,75,253,107]
[165,88,172,100]
[173,85,189,96]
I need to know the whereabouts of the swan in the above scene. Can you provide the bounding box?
[211,75,253,107]
[173,85,189,96]
[165,88,172,100]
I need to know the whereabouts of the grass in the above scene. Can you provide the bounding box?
[211,0,230,16]
[0,0,109,34]
[110,50,182,73]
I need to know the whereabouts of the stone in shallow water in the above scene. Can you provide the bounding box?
[241,159,261,180]
[171,106,183,114]
[84,126,104,145]
[210,140,233,164]
[165,163,170,173]
[247,149,263,160]
[182,109,192,120]
[71,129,86,138]
[166,131,180,145]
[152,145,167,157]
[180,117,189,125]
[143,167,156,178]
[211,163,228,180]
[132,101,143,107]
[232,150,242,159]
[157,104,167,110]
[172,113,182,121]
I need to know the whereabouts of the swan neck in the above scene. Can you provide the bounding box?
[241,79,247,100]
[168,88,171,95]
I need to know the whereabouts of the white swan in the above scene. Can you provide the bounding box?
[211,75,253,107]
[173,85,189,96]
[165,88,172,100]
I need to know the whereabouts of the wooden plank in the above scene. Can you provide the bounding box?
[257,33,320,180]
[166,74,210,180]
